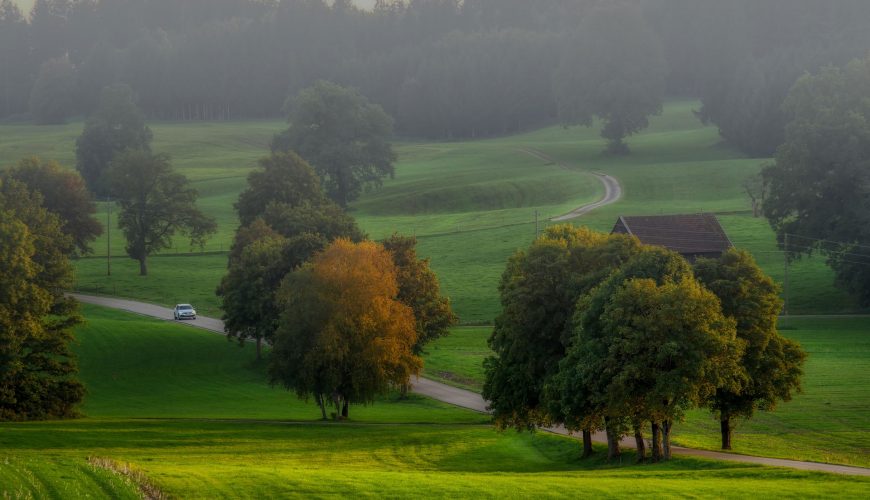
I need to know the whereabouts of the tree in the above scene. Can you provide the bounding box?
[76,84,153,196]
[382,234,456,355]
[272,80,396,207]
[482,225,643,456]
[29,56,78,125]
[0,178,84,420]
[742,172,767,218]
[218,231,288,360]
[554,4,666,154]
[3,157,102,255]
[235,151,326,226]
[269,239,420,420]
[109,150,216,276]
[762,55,870,305]
[0,0,31,117]
[694,249,805,450]
[595,277,741,461]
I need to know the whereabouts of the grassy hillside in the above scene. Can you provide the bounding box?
[421,317,870,468]
[2,306,868,498]
[2,101,853,322]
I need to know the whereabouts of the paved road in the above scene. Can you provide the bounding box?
[517,148,622,221]
[75,293,870,477]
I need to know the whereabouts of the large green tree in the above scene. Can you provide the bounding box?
[234,151,326,226]
[554,4,666,154]
[3,157,102,255]
[483,225,643,455]
[109,150,216,276]
[76,84,153,196]
[694,249,805,450]
[762,54,870,305]
[272,80,396,207]
[0,178,84,420]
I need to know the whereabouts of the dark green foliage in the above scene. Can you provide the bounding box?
[694,249,806,449]
[273,81,395,207]
[28,56,77,125]
[483,226,643,431]
[382,234,457,354]
[554,4,666,153]
[109,150,216,276]
[235,152,326,226]
[2,157,102,255]
[0,177,84,421]
[763,54,870,305]
[75,84,153,196]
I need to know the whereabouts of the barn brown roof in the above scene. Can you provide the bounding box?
[611,214,733,258]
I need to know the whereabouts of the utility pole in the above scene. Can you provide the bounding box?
[783,233,789,323]
[534,210,539,239]
[107,197,111,276]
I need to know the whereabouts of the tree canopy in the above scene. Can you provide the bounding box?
[694,249,806,449]
[273,80,396,207]
[109,150,216,276]
[2,157,102,255]
[269,239,420,419]
[762,54,870,305]
[76,84,153,196]
[0,177,84,421]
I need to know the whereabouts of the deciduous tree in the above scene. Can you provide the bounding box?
[76,84,153,196]
[0,177,84,420]
[3,157,102,254]
[382,234,456,354]
[273,80,396,207]
[269,239,420,419]
[694,249,805,450]
[235,151,326,226]
[762,54,870,305]
[483,225,643,456]
[109,150,216,276]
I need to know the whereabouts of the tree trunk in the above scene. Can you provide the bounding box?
[255,337,262,361]
[662,419,672,461]
[720,416,733,450]
[604,417,621,461]
[634,425,646,463]
[651,422,663,462]
[341,399,349,419]
[582,429,594,458]
[316,394,327,420]
[138,256,148,276]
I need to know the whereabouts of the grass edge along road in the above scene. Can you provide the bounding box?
[71,296,870,477]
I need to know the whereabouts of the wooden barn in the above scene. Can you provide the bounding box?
[611,213,733,261]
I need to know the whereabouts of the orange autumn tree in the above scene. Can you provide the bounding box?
[269,239,421,419]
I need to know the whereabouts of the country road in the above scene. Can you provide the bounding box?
[75,293,870,476]
[517,148,622,221]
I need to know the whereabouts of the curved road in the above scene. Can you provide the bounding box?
[517,148,622,221]
[75,293,870,476]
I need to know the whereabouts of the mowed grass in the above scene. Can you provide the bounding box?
[1,306,868,498]
[421,317,870,468]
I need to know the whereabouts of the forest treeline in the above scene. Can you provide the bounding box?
[2,0,870,153]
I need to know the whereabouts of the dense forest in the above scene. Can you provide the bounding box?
[2,0,870,153]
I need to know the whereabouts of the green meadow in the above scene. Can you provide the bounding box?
[1,306,867,498]
[2,100,852,323]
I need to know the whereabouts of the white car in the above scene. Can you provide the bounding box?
[173,304,197,320]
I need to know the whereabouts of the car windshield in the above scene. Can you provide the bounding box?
[178,305,193,311]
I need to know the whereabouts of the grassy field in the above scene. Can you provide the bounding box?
[1,101,855,322]
[420,317,870,468]
[2,306,868,498]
